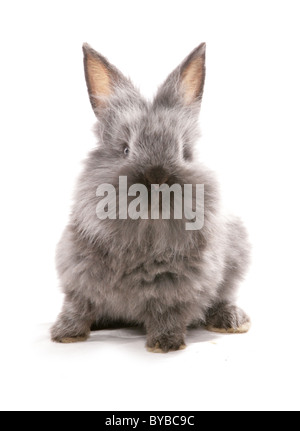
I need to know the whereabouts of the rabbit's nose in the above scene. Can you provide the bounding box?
[145,166,169,185]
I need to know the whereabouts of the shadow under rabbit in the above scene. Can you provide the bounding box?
[89,326,221,347]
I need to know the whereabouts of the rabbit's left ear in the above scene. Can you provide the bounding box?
[154,43,206,109]
[83,43,136,119]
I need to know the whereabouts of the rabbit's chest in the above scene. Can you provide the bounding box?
[98,254,202,322]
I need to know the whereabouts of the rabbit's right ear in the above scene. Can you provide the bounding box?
[154,43,206,111]
[83,44,134,118]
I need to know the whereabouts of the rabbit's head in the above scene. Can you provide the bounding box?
[74,44,218,248]
[83,43,206,186]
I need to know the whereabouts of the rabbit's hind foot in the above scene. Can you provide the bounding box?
[55,335,89,344]
[206,321,251,334]
[205,303,251,335]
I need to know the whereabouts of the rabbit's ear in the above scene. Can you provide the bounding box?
[154,43,206,109]
[180,43,206,105]
[83,44,132,117]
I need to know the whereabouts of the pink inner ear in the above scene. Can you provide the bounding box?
[181,57,205,104]
[86,53,112,104]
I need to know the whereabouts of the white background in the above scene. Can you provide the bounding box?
[0,0,300,411]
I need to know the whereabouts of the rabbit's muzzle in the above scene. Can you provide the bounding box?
[144,166,169,186]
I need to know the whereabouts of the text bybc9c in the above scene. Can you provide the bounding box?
[150,417,195,426]
[105,415,195,428]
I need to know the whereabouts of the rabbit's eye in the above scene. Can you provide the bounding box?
[124,146,130,156]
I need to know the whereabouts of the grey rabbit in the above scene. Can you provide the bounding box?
[51,42,251,352]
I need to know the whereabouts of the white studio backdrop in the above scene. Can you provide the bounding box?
[0,0,299,411]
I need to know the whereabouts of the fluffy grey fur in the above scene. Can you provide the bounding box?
[51,43,251,352]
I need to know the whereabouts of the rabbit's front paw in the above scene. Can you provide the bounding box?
[146,335,186,353]
[206,303,251,334]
